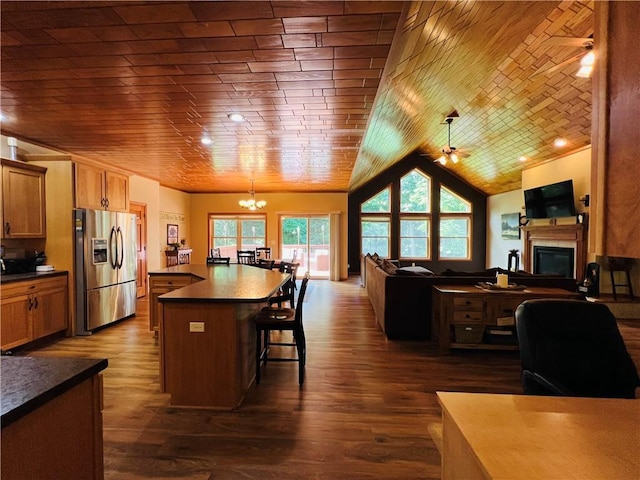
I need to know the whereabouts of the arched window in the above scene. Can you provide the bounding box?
[361,186,391,257]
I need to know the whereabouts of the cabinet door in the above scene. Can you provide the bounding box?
[2,164,46,238]
[104,171,129,212]
[1,293,32,350]
[32,286,68,339]
[75,163,105,210]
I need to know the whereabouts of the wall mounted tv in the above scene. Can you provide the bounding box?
[524,179,576,219]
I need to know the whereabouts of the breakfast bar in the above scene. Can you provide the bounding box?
[154,264,289,409]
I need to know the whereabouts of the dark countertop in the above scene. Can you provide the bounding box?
[0,270,68,284]
[0,356,108,428]
[152,264,289,303]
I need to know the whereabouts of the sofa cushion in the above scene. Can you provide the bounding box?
[380,259,398,274]
[396,266,434,276]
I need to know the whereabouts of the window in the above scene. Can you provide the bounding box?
[399,170,431,259]
[361,217,390,257]
[439,186,472,259]
[361,187,390,213]
[361,186,391,257]
[400,218,430,258]
[209,214,266,259]
[400,170,430,213]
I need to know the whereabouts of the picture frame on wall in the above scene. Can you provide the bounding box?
[167,224,179,245]
[501,213,520,240]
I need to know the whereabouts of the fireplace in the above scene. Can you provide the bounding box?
[522,224,586,280]
[533,246,574,278]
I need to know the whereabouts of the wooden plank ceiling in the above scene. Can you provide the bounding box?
[0,1,593,195]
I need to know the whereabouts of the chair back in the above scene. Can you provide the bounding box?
[207,256,230,265]
[293,274,310,326]
[269,262,300,307]
[515,299,639,398]
[237,250,256,264]
[256,258,275,270]
[255,247,271,259]
[210,248,221,258]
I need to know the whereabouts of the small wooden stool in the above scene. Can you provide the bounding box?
[608,256,634,301]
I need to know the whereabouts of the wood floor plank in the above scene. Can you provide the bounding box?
[20,277,640,479]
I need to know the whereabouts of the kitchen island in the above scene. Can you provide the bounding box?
[1,355,108,480]
[153,264,289,409]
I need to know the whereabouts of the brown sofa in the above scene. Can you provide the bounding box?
[364,254,577,340]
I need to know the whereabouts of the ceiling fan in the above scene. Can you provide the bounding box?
[434,113,469,165]
[532,35,594,78]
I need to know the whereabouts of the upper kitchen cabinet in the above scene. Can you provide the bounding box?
[1,158,47,239]
[75,163,129,212]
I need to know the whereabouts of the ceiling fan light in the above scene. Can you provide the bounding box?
[581,51,595,67]
[437,155,447,165]
[450,153,459,164]
[575,65,592,78]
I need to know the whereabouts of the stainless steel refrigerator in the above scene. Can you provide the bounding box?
[74,208,137,334]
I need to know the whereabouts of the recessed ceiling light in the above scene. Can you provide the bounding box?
[553,138,568,148]
[201,131,213,145]
[519,155,528,162]
[227,113,245,122]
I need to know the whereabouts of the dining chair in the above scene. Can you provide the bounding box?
[207,256,230,265]
[255,274,310,386]
[210,248,221,258]
[268,262,299,308]
[515,299,640,398]
[237,250,256,264]
[256,258,275,270]
[255,247,271,259]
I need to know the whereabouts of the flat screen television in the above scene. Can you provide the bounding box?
[524,179,576,219]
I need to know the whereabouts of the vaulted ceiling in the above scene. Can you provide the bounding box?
[0,1,593,195]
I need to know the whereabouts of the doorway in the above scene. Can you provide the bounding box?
[280,215,330,278]
[129,202,147,298]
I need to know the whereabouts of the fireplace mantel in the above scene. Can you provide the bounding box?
[522,224,587,280]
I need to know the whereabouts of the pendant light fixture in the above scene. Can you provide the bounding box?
[239,179,266,210]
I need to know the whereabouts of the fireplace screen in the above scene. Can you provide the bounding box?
[533,246,574,278]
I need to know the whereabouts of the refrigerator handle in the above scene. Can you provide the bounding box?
[109,226,118,269]
[117,226,124,269]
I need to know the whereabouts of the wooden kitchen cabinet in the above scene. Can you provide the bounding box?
[1,274,69,351]
[75,163,129,212]
[148,274,197,334]
[1,158,47,239]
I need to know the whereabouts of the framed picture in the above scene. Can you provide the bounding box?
[501,213,520,240]
[167,224,179,245]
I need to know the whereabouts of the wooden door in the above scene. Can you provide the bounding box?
[130,202,147,298]
[32,285,68,339]
[1,293,32,350]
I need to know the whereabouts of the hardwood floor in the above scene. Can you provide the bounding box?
[24,278,640,480]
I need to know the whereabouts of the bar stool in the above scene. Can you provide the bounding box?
[608,256,634,301]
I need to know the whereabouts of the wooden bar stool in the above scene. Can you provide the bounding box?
[608,256,634,301]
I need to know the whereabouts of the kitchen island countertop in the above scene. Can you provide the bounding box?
[0,356,108,428]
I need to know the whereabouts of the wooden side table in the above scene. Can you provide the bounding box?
[165,249,192,267]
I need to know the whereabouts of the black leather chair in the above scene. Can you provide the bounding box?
[255,274,309,385]
[515,299,639,398]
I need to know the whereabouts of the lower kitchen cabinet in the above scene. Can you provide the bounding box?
[1,273,68,351]
[148,273,197,334]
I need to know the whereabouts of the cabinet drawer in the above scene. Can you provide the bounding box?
[1,276,68,297]
[150,275,192,288]
[452,310,484,324]
[453,297,483,310]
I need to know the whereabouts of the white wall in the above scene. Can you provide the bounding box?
[487,147,592,269]
[487,190,524,269]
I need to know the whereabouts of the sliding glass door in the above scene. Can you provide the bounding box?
[280,215,330,278]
